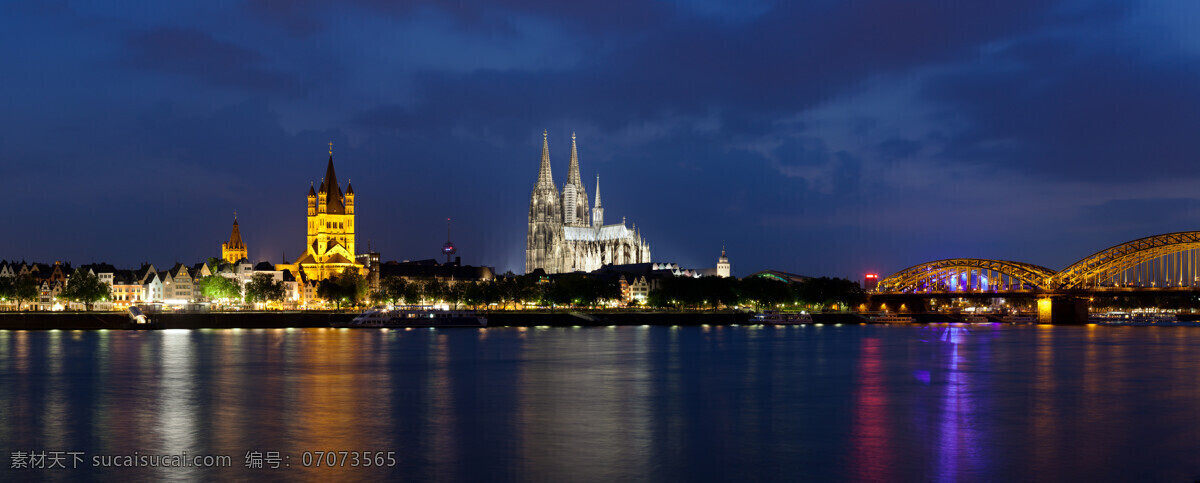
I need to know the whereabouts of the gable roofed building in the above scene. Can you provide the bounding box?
[111,270,144,309]
[143,272,164,303]
[162,263,195,303]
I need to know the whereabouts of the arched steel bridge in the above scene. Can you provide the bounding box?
[877,231,1200,293]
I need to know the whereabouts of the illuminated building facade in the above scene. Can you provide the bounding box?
[526,131,651,274]
[284,147,364,281]
[110,270,144,309]
[162,263,196,303]
[221,216,248,264]
[717,246,731,278]
[630,276,650,303]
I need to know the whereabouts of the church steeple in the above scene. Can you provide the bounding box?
[536,130,555,190]
[592,173,604,227]
[594,173,602,207]
[562,131,589,226]
[319,153,345,215]
[567,132,581,186]
[222,213,248,264]
[228,215,244,249]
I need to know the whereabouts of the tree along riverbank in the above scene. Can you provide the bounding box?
[0,310,776,330]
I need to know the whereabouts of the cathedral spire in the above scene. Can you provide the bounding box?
[536,130,555,190]
[592,173,604,227]
[562,132,589,226]
[566,132,582,187]
[594,173,601,208]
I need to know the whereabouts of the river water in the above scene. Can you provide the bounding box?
[2,324,1199,481]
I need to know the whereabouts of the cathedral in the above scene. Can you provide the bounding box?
[526,131,651,274]
[283,146,364,281]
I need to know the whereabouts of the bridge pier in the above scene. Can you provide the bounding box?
[1037,296,1088,324]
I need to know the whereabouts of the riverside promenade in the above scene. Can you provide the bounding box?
[0,310,765,330]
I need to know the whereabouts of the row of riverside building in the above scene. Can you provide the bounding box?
[0,151,496,312]
[0,259,313,312]
[0,140,740,311]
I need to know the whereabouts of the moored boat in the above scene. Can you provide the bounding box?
[1132,313,1177,325]
[336,306,487,328]
[755,311,814,325]
[873,314,915,324]
[1095,312,1180,326]
[1001,314,1037,324]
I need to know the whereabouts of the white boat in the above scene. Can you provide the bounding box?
[1001,314,1037,324]
[873,314,914,324]
[336,306,487,328]
[1130,313,1178,325]
[755,311,814,324]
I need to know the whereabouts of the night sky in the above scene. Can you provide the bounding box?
[4,2,1200,279]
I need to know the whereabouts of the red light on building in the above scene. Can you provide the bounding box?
[864,273,879,291]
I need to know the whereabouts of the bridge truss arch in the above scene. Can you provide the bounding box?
[878,258,1058,293]
[1053,231,1200,289]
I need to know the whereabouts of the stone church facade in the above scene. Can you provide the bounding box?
[526,132,650,274]
[279,147,364,281]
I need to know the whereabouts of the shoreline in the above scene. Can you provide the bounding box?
[5,311,1198,330]
[0,310,765,330]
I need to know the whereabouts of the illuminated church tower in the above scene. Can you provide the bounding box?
[221,215,248,264]
[290,143,363,281]
[526,131,564,274]
[717,245,731,278]
[562,133,590,227]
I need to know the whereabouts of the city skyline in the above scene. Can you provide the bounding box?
[4,3,1200,279]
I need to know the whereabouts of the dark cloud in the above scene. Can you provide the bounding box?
[246,0,324,37]
[349,1,1092,143]
[124,28,297,91]
[876,139,922,159]
[923,19,1200,181]
[1076,198,1200,233]
[248,0,671,38]
[4,1,1200,278]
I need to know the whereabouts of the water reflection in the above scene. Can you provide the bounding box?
[3,326,1200,480]
[849,337,895,481]
[155,330,197,481]
[516,327,654,481]
[42,330,67,453]
[934,327,983,481]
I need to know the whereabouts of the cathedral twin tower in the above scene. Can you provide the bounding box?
[526,131,651,274]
